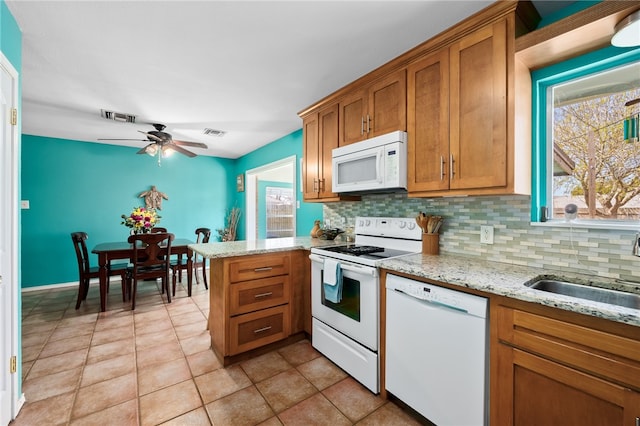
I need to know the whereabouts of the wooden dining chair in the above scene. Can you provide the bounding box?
[170,227,211,296]
[126,232,174,310]
[151,227,168,233]
[193,227,211,289]
[71,232,128,309]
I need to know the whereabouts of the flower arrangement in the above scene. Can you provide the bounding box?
[121,206,161,233]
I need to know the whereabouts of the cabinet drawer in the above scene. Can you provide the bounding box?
[229,253,290,283]
[230,275,290,316]
[229,305,290,355]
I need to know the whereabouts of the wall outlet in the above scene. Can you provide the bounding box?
[480,225,494,244]
[20,200,30,209]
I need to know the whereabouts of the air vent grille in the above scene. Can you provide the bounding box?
[101,109,136,123]
[203,128,226,137]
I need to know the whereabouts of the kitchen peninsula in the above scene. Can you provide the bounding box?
[189,237,342,366]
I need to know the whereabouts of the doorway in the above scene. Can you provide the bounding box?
[245,156,296,241]
[0,52,21,424]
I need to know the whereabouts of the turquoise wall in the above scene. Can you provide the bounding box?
[1,0,22,67]
[233,129,323,240]
[21,135,235,287]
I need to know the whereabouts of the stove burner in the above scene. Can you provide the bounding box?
[334,245,385,256]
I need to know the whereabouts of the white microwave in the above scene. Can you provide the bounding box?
[332,131,407,194]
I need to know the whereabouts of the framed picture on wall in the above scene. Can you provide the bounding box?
[237,174,245,192]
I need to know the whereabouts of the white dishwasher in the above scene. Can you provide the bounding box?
[385,274,488,426]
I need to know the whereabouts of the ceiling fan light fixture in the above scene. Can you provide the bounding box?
[611,9,640,47]
[161,145,175,157]
[145,145,158,156]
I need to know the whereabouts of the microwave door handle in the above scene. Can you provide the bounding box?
[377,150,384,183]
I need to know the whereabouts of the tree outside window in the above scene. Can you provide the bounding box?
[551,62,640,221]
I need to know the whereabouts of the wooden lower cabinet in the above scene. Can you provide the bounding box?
[208,251,308,365]
[229,305,290,355]
[494,302,640,425]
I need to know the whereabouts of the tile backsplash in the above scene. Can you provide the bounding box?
[322,193,640,281]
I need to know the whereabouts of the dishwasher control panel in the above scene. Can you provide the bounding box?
[386,274,487,318]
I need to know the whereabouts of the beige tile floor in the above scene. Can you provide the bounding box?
[15,276,422,425]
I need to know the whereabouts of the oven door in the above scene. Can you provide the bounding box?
[309,253,379,351]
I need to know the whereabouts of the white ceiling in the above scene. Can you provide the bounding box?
[7,1,571,159]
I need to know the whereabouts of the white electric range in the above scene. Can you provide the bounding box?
[309,216,422,393]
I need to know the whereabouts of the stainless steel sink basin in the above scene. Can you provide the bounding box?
[525,279,640,309]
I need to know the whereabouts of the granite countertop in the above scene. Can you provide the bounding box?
[189,236,343,259]
[379,253,640,327]
[190,238,639,328]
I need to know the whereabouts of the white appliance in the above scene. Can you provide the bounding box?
[385,274,489,426]
[332,131,407,194]
[310,217,421,393]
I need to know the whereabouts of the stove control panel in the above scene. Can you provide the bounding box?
[355,216,421,240]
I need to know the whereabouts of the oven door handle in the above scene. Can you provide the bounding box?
[309,254,379,277]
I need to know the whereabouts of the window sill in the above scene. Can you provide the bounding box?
[530,220,640,232]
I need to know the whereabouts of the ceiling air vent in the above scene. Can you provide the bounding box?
[203,128,226,137]
[100,109,136,123]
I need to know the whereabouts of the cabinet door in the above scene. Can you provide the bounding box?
[497,344,640,426]
[368,69,406,137]
[302,113,320,200]
[407,50,450,193]
[318,104,339,198]
[449,20,507,190]
[339,89,367,146]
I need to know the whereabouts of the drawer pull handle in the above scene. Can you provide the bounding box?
[253,326,272,334]
[254,292,273,299]
[254,267,273,272]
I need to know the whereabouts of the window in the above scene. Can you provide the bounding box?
[532,46,640,226]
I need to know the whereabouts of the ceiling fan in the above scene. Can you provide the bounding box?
[99,123,208,166]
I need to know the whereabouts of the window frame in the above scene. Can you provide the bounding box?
[530,45,640,230]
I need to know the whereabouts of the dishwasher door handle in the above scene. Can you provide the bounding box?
[392,288,469,314]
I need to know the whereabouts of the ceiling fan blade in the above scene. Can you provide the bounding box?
[98,138,148,141]
[136,143,156,155]
[168,143,197,158]
[138,130,163,142]
[172,139,208,149]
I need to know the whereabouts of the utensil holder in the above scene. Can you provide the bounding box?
[422,233,439,255]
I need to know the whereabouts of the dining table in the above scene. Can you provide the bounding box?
[92,238,194,312]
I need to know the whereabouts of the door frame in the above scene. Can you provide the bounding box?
[0,51,22,424]
[245,155,297,241]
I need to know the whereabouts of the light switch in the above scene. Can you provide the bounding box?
[20,200,30,209]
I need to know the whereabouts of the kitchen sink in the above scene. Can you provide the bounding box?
[525,279,640,309]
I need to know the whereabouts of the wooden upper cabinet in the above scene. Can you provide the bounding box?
[302,113,320,200]
[449,19,508,191]
[302,103,345,201]
[407,49,450,193]
[408,16,522,197]
[339,69,406,146]
[339,89,368,146]
[318,104,339,198]
[369,70,407,137]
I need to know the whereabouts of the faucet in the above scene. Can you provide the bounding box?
[633,233,640,257]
